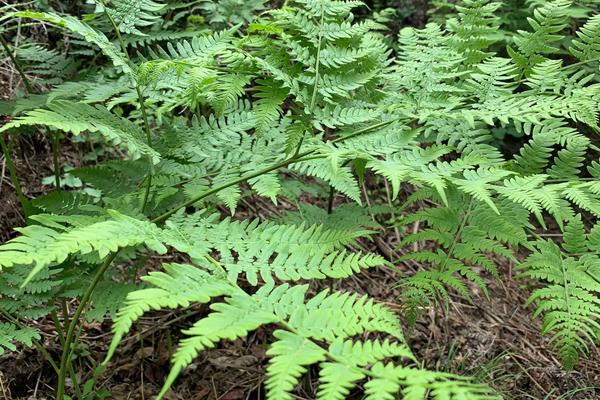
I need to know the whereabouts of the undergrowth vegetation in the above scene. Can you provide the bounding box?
[0,0,599,398]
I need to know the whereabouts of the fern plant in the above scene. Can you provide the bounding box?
[1,0,600,398]
[519,216,600,370]
[377,0,600,373]
[104,261,498,400]
[397,190,531,323]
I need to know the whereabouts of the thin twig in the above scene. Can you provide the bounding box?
[0,33,33,93]
[0,155,6,196]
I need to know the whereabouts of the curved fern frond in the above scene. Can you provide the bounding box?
[266,330,328,400]
[105,263,234,361]
[0,211,166,285]
[509,0,571,72]
[0,323,40,356]
[0,101,160,163]
[14,11,132,74]
[365,362,500,400]
[120,279,411,399]
[570,14,600,63]
[519,232,600,370]
[164,215,384,285]
[157,287,282,398]
[98,0,165,35]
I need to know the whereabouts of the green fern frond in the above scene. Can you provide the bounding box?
[548,136,590,181]
[15,42,74,85]
[525,59,568,94]
[98,0,165,35]
[399,191,530,322]
[157,289,277,398]
[368,144,454,201]
[365,362,500,400]
[452,167,514,213]
[509,0,571,72]
[164,215,383,284]
[199,0,268,26]
[105,263,234,361]
[570,14,600,62]
[292,158,362,204]
[0,211,166,285]
[14,11,132,74]
[513,120,574,175]
[32,191,98,215]
[314,105,377,129]
[562,215,587,254]
[0,101,160,163]
[0,264,62,320]
[86,282,138,322]
[519,234,600,370]
[0,323,40,356]
[468,199,532,246]
[106,254,423,400]
[266,330,328,400]
[253,80,288,133]
[446,0,502,64]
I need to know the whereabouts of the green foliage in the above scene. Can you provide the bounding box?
[570,14,600,63]
[0,323,39,356]
[14,11,132,74]
[0,211,166,285]
[1,0,600,398]
[198,0,267,26]
[15,42,75,85]
[96,0,165,35]
[519,217,600,370]
[398,191,530,323]
[508,0,571,73]
[1,101,160,163]
[249,0,389,124]
[105,261,498,400]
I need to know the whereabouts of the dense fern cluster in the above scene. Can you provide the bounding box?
[0,0,599,398]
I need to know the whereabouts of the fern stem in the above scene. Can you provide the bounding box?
[439,198,473,274]
[61,298,70,332]
[327,185,335,214]
[135,86,153,147]
[308,7,324,113]
[54,327,84,400]
[0,33,34,94]
[50,307,83,398]
[52,132,61,192]
[101,2,154,212]
[0,134,32,217]
[50,309,66,347]
[140,172,153,213]
[153,120,394,223]
[559,251,572,324]
[55,252,118,400]
[563,58,600,70]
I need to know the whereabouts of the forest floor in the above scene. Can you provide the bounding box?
[0,137,599,400]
